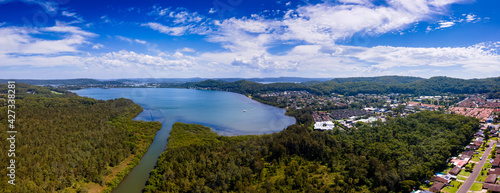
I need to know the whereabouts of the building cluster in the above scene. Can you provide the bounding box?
[260,91,347,110]
[257,91,499,134]
[449,107,495,123]
[458,95,500,108]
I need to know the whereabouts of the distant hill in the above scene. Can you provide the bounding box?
[4,76,500,96]
[178,76,500,96]
[326,76,424,84]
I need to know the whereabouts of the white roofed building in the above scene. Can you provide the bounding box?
[314,121,335,130]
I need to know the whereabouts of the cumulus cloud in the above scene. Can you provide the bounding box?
[0,22,96,55]
[206,0,468,49]
[84,50,196,71]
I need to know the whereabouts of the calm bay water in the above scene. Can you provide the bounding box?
[71,88,295,193]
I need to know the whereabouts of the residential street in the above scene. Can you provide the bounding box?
[456,141,495,193]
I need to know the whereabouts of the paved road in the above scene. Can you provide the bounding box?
[456,141,495,193]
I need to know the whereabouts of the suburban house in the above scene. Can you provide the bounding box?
[493,157,500,167]
[483,184,500,193]
[448,166,461,175]
[429,182,446,193]
[431,176,451,184]
[485,174,497,184]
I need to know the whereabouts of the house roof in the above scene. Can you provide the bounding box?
[431,176,449,184]
[449,166,462,175]
[463,151,475,156]
[485,174,497,184]
[484,184,500,192]
[451,159,468,167]
[493,157,500,165]
[489,169,500,175]
[429,182,446,192]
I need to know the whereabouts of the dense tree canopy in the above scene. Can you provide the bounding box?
[170,76,500,96]
[145,111,479,193]
[0,84,161,192]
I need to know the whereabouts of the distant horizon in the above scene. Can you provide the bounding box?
[3,75,500,81]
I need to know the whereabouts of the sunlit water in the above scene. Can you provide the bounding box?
[71,88,295,193]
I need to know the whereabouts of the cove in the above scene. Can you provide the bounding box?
[71,88,296,193]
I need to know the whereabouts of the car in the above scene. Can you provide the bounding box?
[480,157,482,160]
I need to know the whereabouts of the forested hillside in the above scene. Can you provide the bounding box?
[144,111,479,192]
[0,84,161,192]
[173,76,500,96]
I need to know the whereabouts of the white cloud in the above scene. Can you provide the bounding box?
[135,39,147,44]
[465,14,480,22]
[209,8,216,14]
[206,0,467,48]
[62,11,76,17]
[178,47,195,52]
[84,50,196,71]
[0,23,96,55]
[0,22,5,27]
[142,22,188,36]
[116,35,147,44]
[437,21,455,29]
[92,43,104,50]
[61,11,84,23]
[100,15,110,23]
[149,6,204,24]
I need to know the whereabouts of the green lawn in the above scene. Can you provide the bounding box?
[484,162,492,169]
[472,154,481,162]
[442,181,462,193]
[459,169,472,177]
[419,182,432,191]
[457,175,467,181]
[470,182,483,191]
[476,173,487,182]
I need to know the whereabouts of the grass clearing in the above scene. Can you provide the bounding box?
[459,169,471,177]
[457,175,467,181]
[442,181,462,193]
[470,182,483,191]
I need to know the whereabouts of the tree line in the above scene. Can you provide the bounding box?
[163,76,500,96]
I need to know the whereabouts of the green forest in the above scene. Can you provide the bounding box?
[144,111,479,193]
[0,84,161,192]
[169,76,500,96]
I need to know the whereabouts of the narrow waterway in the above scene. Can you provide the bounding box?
[72,88,296,193]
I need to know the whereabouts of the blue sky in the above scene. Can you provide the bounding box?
[0,0,499,79]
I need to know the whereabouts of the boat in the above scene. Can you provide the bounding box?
[243,110,246,112]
